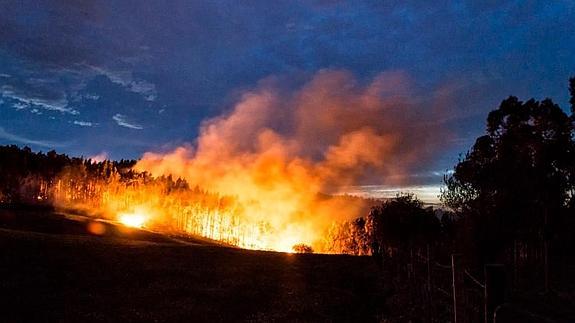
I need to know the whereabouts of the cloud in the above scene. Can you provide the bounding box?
[13,102,27,110]
[83,93,100,100]
[0,127,67,148]
[87,65,157,101]
[73,120,94,127]
[0,1,156,121]
[0,1,110,68]
[1,84,79,115]
[113,114,143,130]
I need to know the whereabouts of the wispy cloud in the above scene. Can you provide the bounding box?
[73,120,94,127]
[1,85,79,115]
[113,114,143,130]
[88,65,157,101]
[83,93,100,100]
[0,127,67,148]
[13,102,27,110]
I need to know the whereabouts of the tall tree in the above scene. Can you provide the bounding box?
[442,82,575,265]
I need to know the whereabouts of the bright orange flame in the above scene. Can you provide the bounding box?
[118,212,147,228]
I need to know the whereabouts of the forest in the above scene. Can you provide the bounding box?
[0,144,376,252]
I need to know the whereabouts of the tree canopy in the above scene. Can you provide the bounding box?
[368,194,440,258]
[442,81,575,258]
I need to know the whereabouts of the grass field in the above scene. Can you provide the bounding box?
[0,207,386,322]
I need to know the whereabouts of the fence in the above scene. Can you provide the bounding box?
[400,248,506,323]
[404,244,564,323]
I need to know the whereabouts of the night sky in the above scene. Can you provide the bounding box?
[1,1,574,198]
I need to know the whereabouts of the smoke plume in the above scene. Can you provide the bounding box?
[135,70,448,251]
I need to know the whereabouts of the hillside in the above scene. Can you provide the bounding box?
[0,207,385,322]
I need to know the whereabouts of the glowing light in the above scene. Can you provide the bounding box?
[275,237,302,253]
[87,221,106,235]
[118,212,147,228]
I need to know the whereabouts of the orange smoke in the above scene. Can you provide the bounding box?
[135,70,446,252]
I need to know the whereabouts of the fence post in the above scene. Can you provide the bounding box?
[426,244,434,323]
[409,248,414,281]
[543,237,549,293]
[513,239,518,290]
[484,264,505,323]
[451,254,465,323]
[426,244,431,293]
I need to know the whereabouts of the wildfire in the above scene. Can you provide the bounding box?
[131,70,441,253]
[118,212,147,228]
[51,70,443,253]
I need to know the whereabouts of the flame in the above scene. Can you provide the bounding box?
[118,212,147,228]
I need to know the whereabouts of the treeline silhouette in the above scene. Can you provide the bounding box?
[0,145,136,204]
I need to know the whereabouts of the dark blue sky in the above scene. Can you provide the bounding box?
[1,0,574,188]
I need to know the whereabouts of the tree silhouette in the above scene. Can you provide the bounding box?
[368,194,440,264]
[442,82,575,267]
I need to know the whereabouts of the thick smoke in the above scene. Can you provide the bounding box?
[135,70,448,251]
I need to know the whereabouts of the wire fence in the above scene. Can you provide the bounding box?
[384,241,557,323]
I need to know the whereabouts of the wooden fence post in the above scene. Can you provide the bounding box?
[484,264,505,323]
[451,254,465,323]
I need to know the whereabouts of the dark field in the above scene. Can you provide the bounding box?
[0,208,385,322]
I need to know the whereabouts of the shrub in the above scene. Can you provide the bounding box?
[292,243,314,253]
